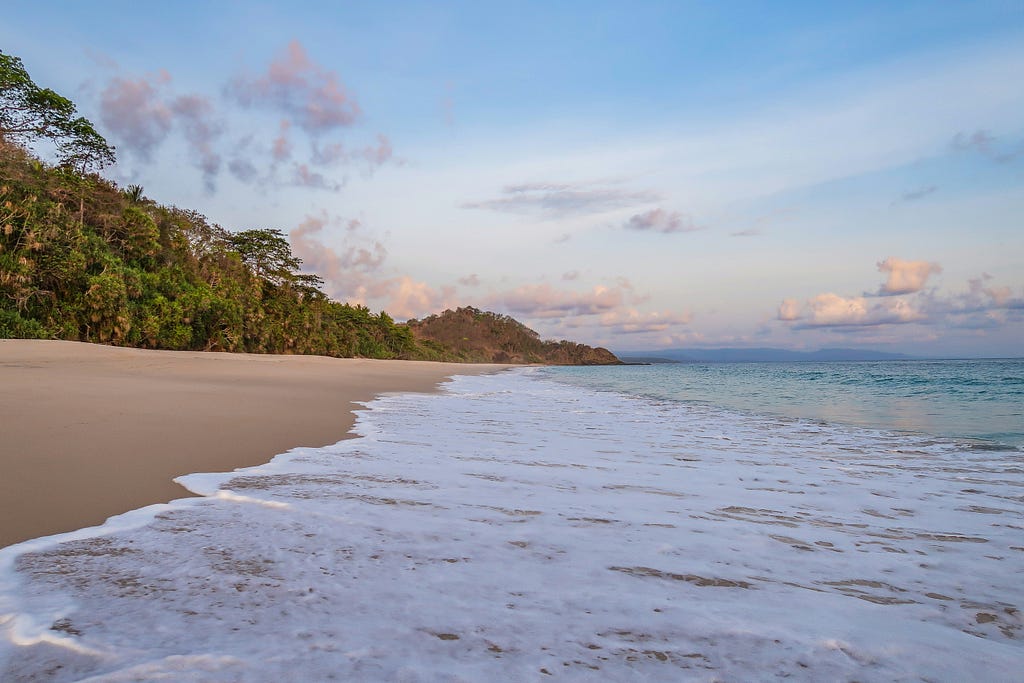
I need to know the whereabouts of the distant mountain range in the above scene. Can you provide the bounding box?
[616,347,915,363]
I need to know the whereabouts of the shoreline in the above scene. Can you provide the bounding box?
[0,340,504,549]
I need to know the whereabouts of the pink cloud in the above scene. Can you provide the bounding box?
[777,298,801,321]
[272,119,292,162]
[384,277,457,320]
[99,72,224,189]
[779,264,1022,335]
[170,94,223,191]
[595,309,693,334]
[293,164,342,191]
[291,214,386,279]
[228,40,361,136]
[625,208,700,234]
[488,283,625,319]
[784,293,925,328]
[99,73,173,160]
[876,257,942,295]
[311,134,394,172]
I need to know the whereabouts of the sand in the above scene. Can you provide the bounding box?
[0,340,503,548]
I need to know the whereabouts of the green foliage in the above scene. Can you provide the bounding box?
[0,51,116,171]
[408,307,621,365]
[0,138,435,360]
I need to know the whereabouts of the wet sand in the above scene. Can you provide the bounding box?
[0,340,502,548]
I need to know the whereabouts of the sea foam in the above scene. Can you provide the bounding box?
[1,369,1021,681]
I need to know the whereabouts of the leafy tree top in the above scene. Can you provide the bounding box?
[228,228,322,291]
[0,51,116,171]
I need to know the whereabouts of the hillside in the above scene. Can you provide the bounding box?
[408,307,622,365]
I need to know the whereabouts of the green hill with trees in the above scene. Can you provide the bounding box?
[0,50,619,365]
[407,307,621,364]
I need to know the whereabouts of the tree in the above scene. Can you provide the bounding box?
[0,51,115,171]
[228,228,307,287]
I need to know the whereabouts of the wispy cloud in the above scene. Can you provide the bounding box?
[463,180,659,219]
[292,164,343,191]
[593,309,693,334]
[99,72,224,190]
[99,72,173,161]
[624,208,700,234]
[951,129,1024,163]
[170,95,223,191]
[487,283,626,319]
[897,184,937,202]
[227,40,361,136]
[289,212,387,302]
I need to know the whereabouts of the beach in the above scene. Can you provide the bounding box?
[0,340,501,548]
[1,366,1020,680]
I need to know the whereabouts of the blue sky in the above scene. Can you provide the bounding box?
[3,1,1022,356]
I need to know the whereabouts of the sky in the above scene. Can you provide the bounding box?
[3,1,1022,357]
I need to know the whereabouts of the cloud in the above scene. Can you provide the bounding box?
[99,72,224,189]
[730,229,761,237]
[227,40,361,136]
[458,273,480,287]
[561,270,579,281]
[384,277,457,319]
[790,293,926,328]
[292,164,343,191]
[593,309,693,334]
[463,180,659,218]
[777,298,801,321]
[875,257,942,295]
[312,133,394,172]
[99,73,174,161]
[170,94,223,191]
[951,129,1024,163]
[272,120,292,162]
[778,259,1021,333]
[289,213,387,302]
[624,208,700,234]
[896,185,937,203]
[228,157,259,183]
[488,283,626,319]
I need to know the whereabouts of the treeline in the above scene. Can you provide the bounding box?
[0,141,425,359]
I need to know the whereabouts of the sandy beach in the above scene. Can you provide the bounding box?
[0,340,501,548]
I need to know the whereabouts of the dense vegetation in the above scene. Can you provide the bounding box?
[0,50,620,364]
[0,141,429,358]
[408,307,621,365]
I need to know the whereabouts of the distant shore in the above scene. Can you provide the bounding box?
[0,340,503,548]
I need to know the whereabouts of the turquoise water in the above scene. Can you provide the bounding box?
[544,359,1024,448]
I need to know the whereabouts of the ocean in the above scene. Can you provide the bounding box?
[1,360,1022,680]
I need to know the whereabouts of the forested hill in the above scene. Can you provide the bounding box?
[408,307,622,365]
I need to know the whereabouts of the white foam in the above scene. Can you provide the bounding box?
[1,369,1021,680]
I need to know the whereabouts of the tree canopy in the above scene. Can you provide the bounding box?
[0,51,115,171]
